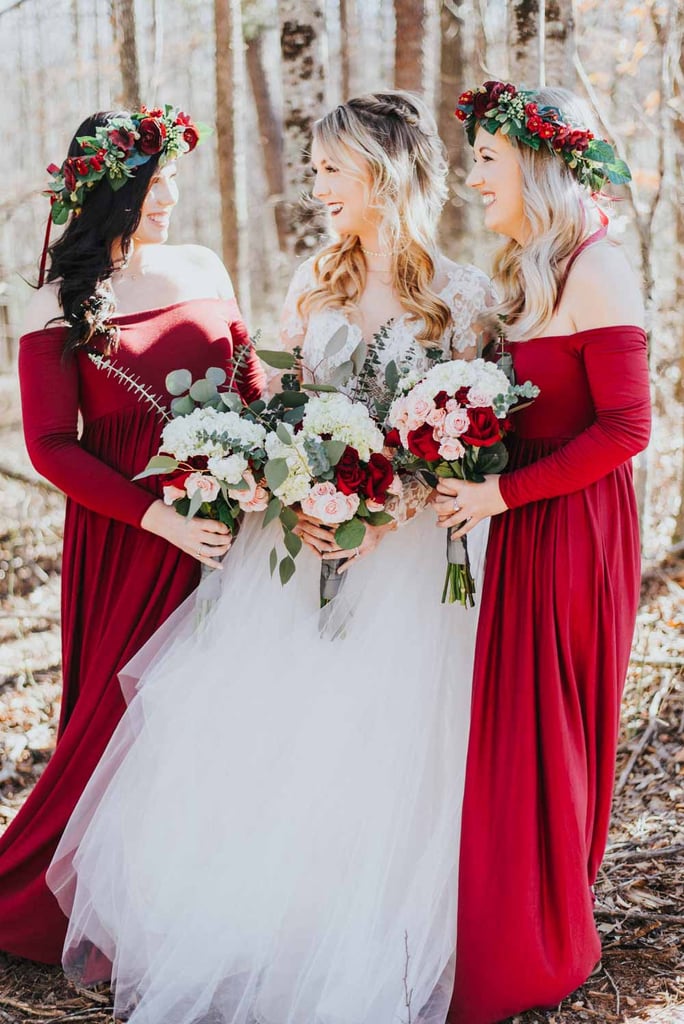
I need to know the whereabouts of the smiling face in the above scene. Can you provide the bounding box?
[310,137,381,244]
[133,161,179,245]
[466,128,528,243]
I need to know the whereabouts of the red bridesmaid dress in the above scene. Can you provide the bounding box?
[0,298,264,963]
[449,315,651,1023]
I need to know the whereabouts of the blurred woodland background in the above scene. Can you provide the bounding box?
[0,3,683,1023]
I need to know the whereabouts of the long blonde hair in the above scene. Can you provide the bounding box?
[299,91,451,345]
[491,88,605,340]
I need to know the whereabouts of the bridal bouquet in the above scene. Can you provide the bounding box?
[261,392,401,606]
[134,367,269,535]
[387,357,539,607]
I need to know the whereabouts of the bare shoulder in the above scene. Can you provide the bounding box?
[176,244,235,300]
[21,282,65,336]
[565,241,645,332]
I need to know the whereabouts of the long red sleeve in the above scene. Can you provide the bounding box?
[19,333,158,527]
[499,326,651,509]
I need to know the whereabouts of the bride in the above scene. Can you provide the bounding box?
[48,91,493,1024]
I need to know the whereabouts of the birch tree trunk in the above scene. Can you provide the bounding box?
[280,0,326,257]
[543,0,575,87]
[245,27,288,251]
[339,0,361,99]
[508,0,575,89]
[394,0,427,93]
[508,0,540,86]
[215,0,251,319]
[111,0,141,107]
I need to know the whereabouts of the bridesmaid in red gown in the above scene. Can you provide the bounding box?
[0,108,263,963]
[435,85,651,1023]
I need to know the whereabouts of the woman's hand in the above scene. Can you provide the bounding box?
[293,511,340,556]
[140,500,232,569]
[322,520,397,574]
[433,476,508,537]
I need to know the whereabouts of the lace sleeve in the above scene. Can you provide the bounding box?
[385,473,432,528]
[279,257,316,353]
[443,264,498,356]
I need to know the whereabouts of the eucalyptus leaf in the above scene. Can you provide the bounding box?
[328,360,354,388]
[334,517,366,550]
[165,368,193,396]
[279,506,299,531]
[132,454,179,481]
[350,339,367,374]
[171,395,196,417]
[276,422,293,445]
[205,366,227,386]
[264,458,289,492]
[367,510,393,527]
[301,382,338,393]
[186,489,204,519]
[384,360,400,393]
[263,496,283,528]
[284,530,303,559]
[323,324,350,360]
[277,390,308,408]
[190,378,218,403]
[283,406,306,426]
[269,547,278,576]
[279,555,296,585]
[221,391,243,412]
[249,399,267,414]
[256,349,296,370]
[323,440,347,467]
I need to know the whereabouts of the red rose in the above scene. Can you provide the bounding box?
[526,115,543,134]
[63,160,77,192]
[109,127,136,152]
[525,102,539,117]
[75,158,89,176]
[384,428,401,448]
[336,446,365,495]
[147,107,164,118]
[472,91,491,119]
[363,453,394,505]
[458,91,474,105]
[434,390,449,409]
[538,122,556,140]
[182,124,200,151]
[454,108,468,122]
[460,408,502,447]
[138,116,167,155]
[406,423,441,462]
[89,155,103,172]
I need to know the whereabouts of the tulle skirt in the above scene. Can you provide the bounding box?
[48,509,487,1024]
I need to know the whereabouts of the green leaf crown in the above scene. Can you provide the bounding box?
[45,105,209,225]
[455,80,631,193]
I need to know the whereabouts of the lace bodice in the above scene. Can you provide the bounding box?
[280,256,494,390]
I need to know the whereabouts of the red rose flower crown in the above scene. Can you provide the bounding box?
[45,105,206,225]
[455,81,631,193]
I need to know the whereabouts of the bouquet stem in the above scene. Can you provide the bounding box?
[441,527,476,608]
[320,557,346,608]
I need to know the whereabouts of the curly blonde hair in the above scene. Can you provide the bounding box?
[490,88,607,340]
[299,91,451,345]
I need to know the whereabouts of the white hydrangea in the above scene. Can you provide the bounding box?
[301,394,384,462]
[161,407,266,461]
[265,433,313,505]
[207,453,248,484]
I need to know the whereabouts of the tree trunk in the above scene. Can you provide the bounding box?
[508,0,540,87]
[111,0,141,107]
[215,0,251,318]
[438,0,467,249]
[245,29,288,252]
[339,0,360,99]
[279,0,326,258]
[394,0,427,93]
[541,0,574,87]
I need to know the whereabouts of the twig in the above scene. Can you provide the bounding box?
[627,654,684,667]
[603,844,684,865]
[403,930,413,1024]
[0,997,60,1019]
[602,964,621,1018]
[615,673,674,794]
[595,910,684,923]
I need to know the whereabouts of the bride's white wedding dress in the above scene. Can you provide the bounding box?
[48,258,492,1024]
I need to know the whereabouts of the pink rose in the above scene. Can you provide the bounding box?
[426,406,447,428]
[443,408,470,437]
[163,484,186,505]
[230,471,269,512]
[301,482,360,524]
[439,438,466,461]
[466,387,492,408]
[185,472,220,503]
[405,394,436,431]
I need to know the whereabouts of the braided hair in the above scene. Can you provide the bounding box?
[300,91,451,345]
[46,112,162,358]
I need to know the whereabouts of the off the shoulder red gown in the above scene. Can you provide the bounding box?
[448,324,651,1023]
[0,298,264,963]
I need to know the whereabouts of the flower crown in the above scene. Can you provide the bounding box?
[454,81,631,192]
[45,105,206,225]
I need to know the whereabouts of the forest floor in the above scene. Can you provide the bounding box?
[0,372,682,1024]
